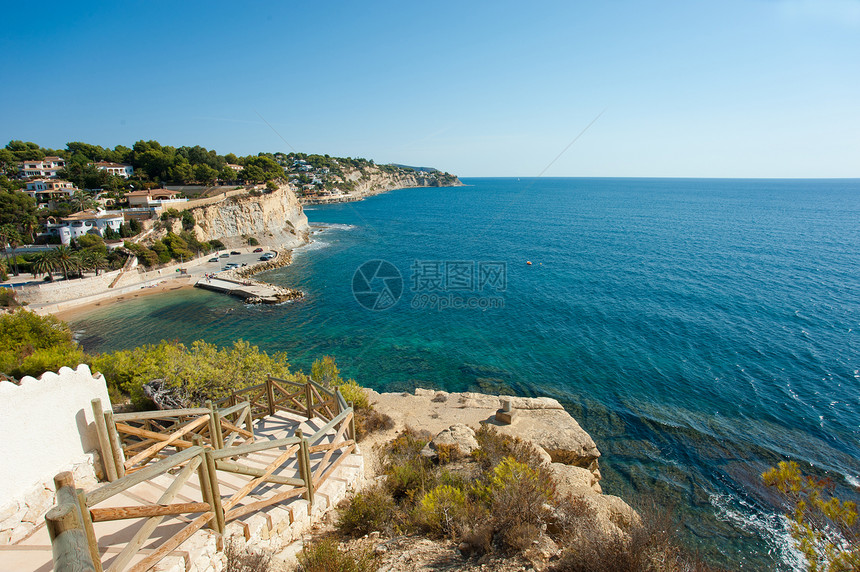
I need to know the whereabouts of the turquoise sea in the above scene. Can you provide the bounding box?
[70,178,860,569]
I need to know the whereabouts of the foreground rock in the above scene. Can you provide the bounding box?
[368,388,601,480]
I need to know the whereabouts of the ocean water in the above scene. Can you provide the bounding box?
[71,178,860,569]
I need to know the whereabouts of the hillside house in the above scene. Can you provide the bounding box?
[19,157,66,178]
[45,209,125,245]
[92,161,134,178]
[23,179,78,203]
[125,188,187,208]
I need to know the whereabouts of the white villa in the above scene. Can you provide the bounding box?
[45,209,125,245]
[124,188,187,208]
[19,157,66,178]
[92,161,134,178]
[23,179,78,203]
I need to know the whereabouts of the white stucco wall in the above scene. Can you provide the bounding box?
[0,364,111,502]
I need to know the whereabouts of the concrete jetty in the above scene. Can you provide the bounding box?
[195,249,302,304]
[195,274,283,303]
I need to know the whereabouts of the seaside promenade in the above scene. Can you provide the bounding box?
[6,247,282,318]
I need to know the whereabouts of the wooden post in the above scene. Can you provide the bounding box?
[265,377,276,417]
[213,410,224,450]
[348,402,357,442]
[103,410,126,479]
[193,437,217,532]
[77,489,103,572]
[48,472,97,572]
[46,504,97,572]
[295,429,314,505]
[91,399,117,482]
[244,405,254,441]
[205,400,222,449]
[204,450,225,534]
[305,382,314,420]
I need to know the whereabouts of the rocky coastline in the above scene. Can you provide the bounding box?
[300,387,642,571]
[300,170,463,205]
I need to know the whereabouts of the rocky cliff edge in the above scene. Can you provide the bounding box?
[188,182,309,249]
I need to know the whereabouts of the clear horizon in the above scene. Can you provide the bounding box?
[2,1,858,178]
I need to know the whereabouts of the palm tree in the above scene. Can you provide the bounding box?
[0,224,22,276]
[31,251,57,281]
[52,245,80,281]
[21,215,38,244]
[80,250,108,276]
[71,191,95,213]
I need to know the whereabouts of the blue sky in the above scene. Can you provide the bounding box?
[2,1,858,177]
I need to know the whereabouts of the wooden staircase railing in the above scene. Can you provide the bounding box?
[50,380,356,572]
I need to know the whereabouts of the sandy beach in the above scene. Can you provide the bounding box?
[52,277,196,322]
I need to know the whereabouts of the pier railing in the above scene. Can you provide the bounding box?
[51,380,355,571]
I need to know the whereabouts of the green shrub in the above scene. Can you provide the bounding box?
[473,424,546,471]
[181,210,195,231]
[247,237,259,246]
[337,378,368,410]
[764,461,860,571]
[0,310,82,380]
[12,347,87,380]
[297,538,374,572]
[0,288,19,308]
[88,339,295,407]
[417,484,468,537]
[478,456,554,550]
[337,484,397,537]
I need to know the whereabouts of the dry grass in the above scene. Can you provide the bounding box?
[336,483,399,537]
[224,539,272,572]
[549,500,727,572]
[354,407,393,441]
[297,538,375,572]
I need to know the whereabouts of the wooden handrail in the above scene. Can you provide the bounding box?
[219,400,251,417]
[268,374,305,388]
[308,406,353,446]
[57,378,359,572]
[209,435,301,460]
[87,446,203,506]
[310,379,335,397]
[113,408,209,422]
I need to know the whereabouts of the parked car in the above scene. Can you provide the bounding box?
[208,257,219,262]
[230,251,241,255]
[253,247,264,253]
[220,253,229,258]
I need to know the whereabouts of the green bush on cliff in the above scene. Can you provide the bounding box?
[417,484,468,537]
[0,310,85,380]
[311,355,369,409]
[89,339,295,406]
[763,461,859,571]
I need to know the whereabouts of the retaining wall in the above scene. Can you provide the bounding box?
[0,364,111,544]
